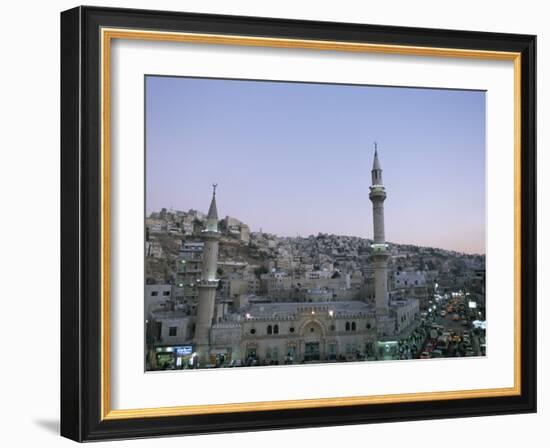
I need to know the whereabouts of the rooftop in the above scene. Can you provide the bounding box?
[242,300,375,319]
[150,310,192,320]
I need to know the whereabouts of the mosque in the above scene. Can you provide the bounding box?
[149,147,420,368]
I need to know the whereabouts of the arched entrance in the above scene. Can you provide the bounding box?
[299,320,325,362]
[304,340,320,361]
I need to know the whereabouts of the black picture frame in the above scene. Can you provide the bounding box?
[61,5,536,442]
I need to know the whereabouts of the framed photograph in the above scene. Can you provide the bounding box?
[60,6,536,441]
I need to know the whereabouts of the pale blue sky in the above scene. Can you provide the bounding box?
[146,76,485,254]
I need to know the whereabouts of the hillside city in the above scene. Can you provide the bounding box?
[145,203,486,370]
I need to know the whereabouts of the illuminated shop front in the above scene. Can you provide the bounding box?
[154,345,197,370]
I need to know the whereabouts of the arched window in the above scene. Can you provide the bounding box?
[351,322,356,331]
[345,322,350,331]
[274,324,279,334]
[267,325,272,335]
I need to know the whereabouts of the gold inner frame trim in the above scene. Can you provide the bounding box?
[100,27,522,420]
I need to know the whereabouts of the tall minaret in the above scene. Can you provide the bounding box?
[194,184,221,365]
[369,143,390,316]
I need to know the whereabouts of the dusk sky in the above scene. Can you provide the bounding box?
[146,76,485,254]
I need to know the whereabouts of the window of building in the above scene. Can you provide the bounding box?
[351,322,356,331]
[151,291,158,296]
[289,327,295,333]
[267,325,272,335]
[330,324,336,331]
[163,291,170,296]
[274,324,279,334]
[250,328,256,335]
[168,326,177,336]
[345,322,350,331]
[366,323,371,330]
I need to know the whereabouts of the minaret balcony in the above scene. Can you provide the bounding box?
[201,229,221,238]
[369,185,386,200]
[370,184,385,191]
[371,243,389,253]
[197,279,219,288]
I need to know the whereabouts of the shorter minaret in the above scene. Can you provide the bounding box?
[369,143,390,316]
[194,184,221,365]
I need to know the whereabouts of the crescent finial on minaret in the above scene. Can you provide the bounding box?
[206,184,219,223]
